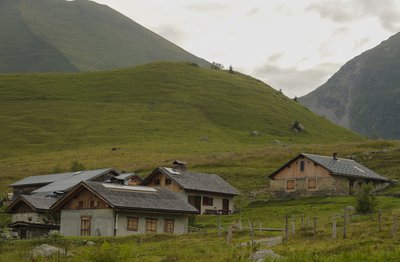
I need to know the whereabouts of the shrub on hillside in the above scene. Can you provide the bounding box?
[70,160,85,172]
[356,184,377,213]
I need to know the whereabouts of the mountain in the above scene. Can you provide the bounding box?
[0,0,209,73]
[299,33,400,139]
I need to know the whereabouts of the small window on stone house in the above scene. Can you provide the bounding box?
[308,178,317,190]
[77,201,84,208]
[146,218,158,233]
[154,179,160,186]
[165,178,172,185]
[286,180,295,191]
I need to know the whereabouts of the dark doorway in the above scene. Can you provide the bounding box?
[222,199,230,214]
[20,229,27,239]
[349,179,355,195]
[188,195,201,214]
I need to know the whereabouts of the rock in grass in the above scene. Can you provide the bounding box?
[32,244,67,258]
[252,250,281,261]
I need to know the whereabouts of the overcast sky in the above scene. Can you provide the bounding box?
[92,0,400,97]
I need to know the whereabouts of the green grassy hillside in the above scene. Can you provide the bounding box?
[0,0,209,73]
[0,61,363,192]
[0,0,78,73]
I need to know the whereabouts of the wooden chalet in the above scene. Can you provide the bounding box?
[269,153,391,198]
[142,161,239,215]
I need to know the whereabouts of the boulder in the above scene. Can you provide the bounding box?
[32,244,66,258]
[252,250,281,261]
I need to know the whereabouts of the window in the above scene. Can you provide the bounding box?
[300,161,305,171]
[77,201,84,208]
[165,178,172,185]
[286,180,295,191]
[80,216,91,236]
[127,217,139,231]
[146,218,158,233]
[164,219,174,233]
[154,179,160,186]
[202,197,213,206]
[308,178,317,190]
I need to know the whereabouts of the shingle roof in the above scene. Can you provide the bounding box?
[149,167,239,195]
[32,168,118,194]
[80,181,198,214]
[9,195,57,211]
[302,153,389,181]
[21,195,58,210]
[10,172,76,187]
[269,153,389,182]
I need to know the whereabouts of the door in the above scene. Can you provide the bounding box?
[222,199,230,214]
[349,179,355,195]
[20,229,27,239]
[80,216,91,236]
[188,195,201,214]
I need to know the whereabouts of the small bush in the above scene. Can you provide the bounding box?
[70,160,85,172]
[356,184,377,213]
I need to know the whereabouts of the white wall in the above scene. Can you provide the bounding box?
[60,209,114,236]
[185,192,234,215]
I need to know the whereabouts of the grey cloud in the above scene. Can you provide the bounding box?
[254,62,341,97]
[268,53,283,63]
[353,37,371,50]
[306,0,400,32]
[154,24,186,45]
[186,3,228,12]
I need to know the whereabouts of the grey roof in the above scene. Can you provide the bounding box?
[9,195,58,211]
[150,167,239,195]
[114,173,139,181]
[302,153,389,181]
[10,172,76,187]
[82,181,198,214]
[22,195,58,210]
[32,168,118,194]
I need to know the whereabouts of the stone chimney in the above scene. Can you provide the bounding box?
[172,160,187,171]
[332,152,338,160]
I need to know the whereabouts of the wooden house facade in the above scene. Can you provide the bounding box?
[142,162,239,215]
[269,153,391,198]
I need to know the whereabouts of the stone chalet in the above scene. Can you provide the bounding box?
[51,181,198,236]
[269,153,391,198]
[142,161,239,215]
[8,195,59,239]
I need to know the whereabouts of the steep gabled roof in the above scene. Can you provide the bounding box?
[8,195,57,212]
[269,153,390,182]
[51,181,198,214]
[143,167,239,196]
[32,168,119,194]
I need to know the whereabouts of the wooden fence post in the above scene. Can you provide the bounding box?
[301,214,304,229]
[313,217,318,239]
[378,211,382,232]
[392,216,398,238]
[332,216,337,239]
[250,220,254,246]
[217,216,221,237]
[227,224,233,244]
[343,207,347,239]
[291,215,296,235]
[285,215,289,242]
[307,216,310,226]
[259,221,262,232]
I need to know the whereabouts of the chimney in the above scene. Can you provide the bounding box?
[172,160,187,171]
[332,152,338,160]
